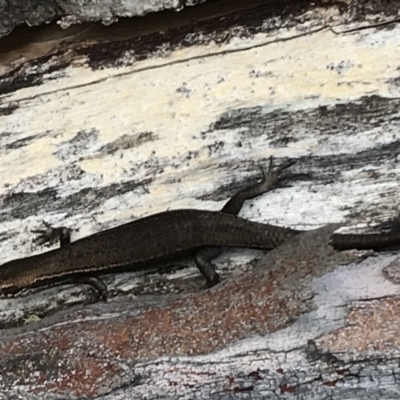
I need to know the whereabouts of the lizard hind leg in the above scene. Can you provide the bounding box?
[221,156,296,216]
[194,157,296,288]
[194,247,221,288]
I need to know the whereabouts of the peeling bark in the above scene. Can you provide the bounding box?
[0,0,183,38]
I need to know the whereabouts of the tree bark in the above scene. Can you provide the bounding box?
[0,0,399,398]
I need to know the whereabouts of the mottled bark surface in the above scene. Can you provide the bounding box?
[0,0,400,398]
[0,0,213,38]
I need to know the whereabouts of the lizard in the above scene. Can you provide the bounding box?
[0,157,303,299]
[330,218,400,250]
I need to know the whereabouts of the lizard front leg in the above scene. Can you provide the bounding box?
[32,221,72,246]
[32,222,108,300]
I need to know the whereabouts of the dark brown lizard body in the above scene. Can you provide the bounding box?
[0,158,302,296]
[0,210,299,291]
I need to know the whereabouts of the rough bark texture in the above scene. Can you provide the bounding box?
[0,0,400,398]
[0,0,212,38]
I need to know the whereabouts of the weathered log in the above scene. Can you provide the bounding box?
[0,0,399,398]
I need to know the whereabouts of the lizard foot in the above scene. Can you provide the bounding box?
[32,221,72,246]
[258,156,297,190]
[221,156,298,215]
[73,276,109,301]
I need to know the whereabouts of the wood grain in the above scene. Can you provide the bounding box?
[0,0,399,398]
